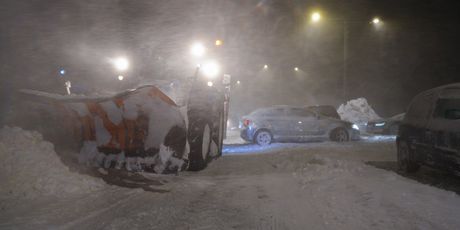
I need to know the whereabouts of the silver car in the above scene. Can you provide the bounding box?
[240,106,360,145]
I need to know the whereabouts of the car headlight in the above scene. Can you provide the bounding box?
[375,122,386,127]
[352,124,360,130]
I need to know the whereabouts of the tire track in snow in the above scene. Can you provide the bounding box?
[56,190,142,230]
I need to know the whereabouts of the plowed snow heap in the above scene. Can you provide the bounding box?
[0,126,104,200]
[337,98,381,125]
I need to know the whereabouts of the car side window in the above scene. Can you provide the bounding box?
[434,98,460,120]
[268,108,285,116]
[257,108,285,117]
[287,108,315,117]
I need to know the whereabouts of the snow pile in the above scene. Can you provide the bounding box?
[337,98,381,124]
[293,156,460,229]
[0,127,105,200]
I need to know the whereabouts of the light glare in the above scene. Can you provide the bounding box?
[264,64,268,69]
[191,43,205,57]
[118,75,124,81]
[311,12,321,22]
[202,60,220,78]
[207,81,213,87]
[113,57,129,71]
[372,18,380,24]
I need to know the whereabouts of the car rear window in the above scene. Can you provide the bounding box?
[434,98,460,120]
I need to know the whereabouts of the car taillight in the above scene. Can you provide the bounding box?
[243,119,251,127]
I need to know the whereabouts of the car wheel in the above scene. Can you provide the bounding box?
[254,130,272,146]
[330,128,349,142]
[397,141,420,173]
[188,123,212,171]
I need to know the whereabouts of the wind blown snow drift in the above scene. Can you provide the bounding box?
[0,127,105,201]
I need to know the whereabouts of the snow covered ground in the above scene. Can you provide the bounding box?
[1,128,460,229]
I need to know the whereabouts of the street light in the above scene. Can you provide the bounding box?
[236,80,241,84]
[311,12,321,22]
[372,17,381,25]
[308,13,383,98]
[118,75,124,81]
[294,67,299,71]
[263,64,268,69]
[191,42,206,57]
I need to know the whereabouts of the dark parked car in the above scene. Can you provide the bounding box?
[366,113,405,135]
[306,105,341,120]
[397,83,460,174]
[240,105,360,145]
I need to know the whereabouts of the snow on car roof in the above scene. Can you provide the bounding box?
[415,83,460,97]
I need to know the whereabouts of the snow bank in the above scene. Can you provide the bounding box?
[337,98,380,124]
[0,127,105,200]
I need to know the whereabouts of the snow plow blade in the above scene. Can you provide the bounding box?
[19,84,227,173]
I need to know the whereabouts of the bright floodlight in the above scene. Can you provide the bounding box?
[372,17,380,24]
[311,12,321,22]
[263,64,268,69]
[113,57,129,71]
[207,81,213,87]
[191,43,206,57]
[202,60,220,78]
[294,67,299,71]
[118,75,124,81]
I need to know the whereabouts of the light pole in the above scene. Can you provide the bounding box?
[343,21,348,99]
[310,13,382,98]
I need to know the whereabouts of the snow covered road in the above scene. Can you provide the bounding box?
[2,136,460,229]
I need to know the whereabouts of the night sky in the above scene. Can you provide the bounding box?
[1,0,460,124]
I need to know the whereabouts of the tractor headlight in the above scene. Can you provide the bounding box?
[202,60,220,79]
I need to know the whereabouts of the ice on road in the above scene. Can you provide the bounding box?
[1,133,460,230]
